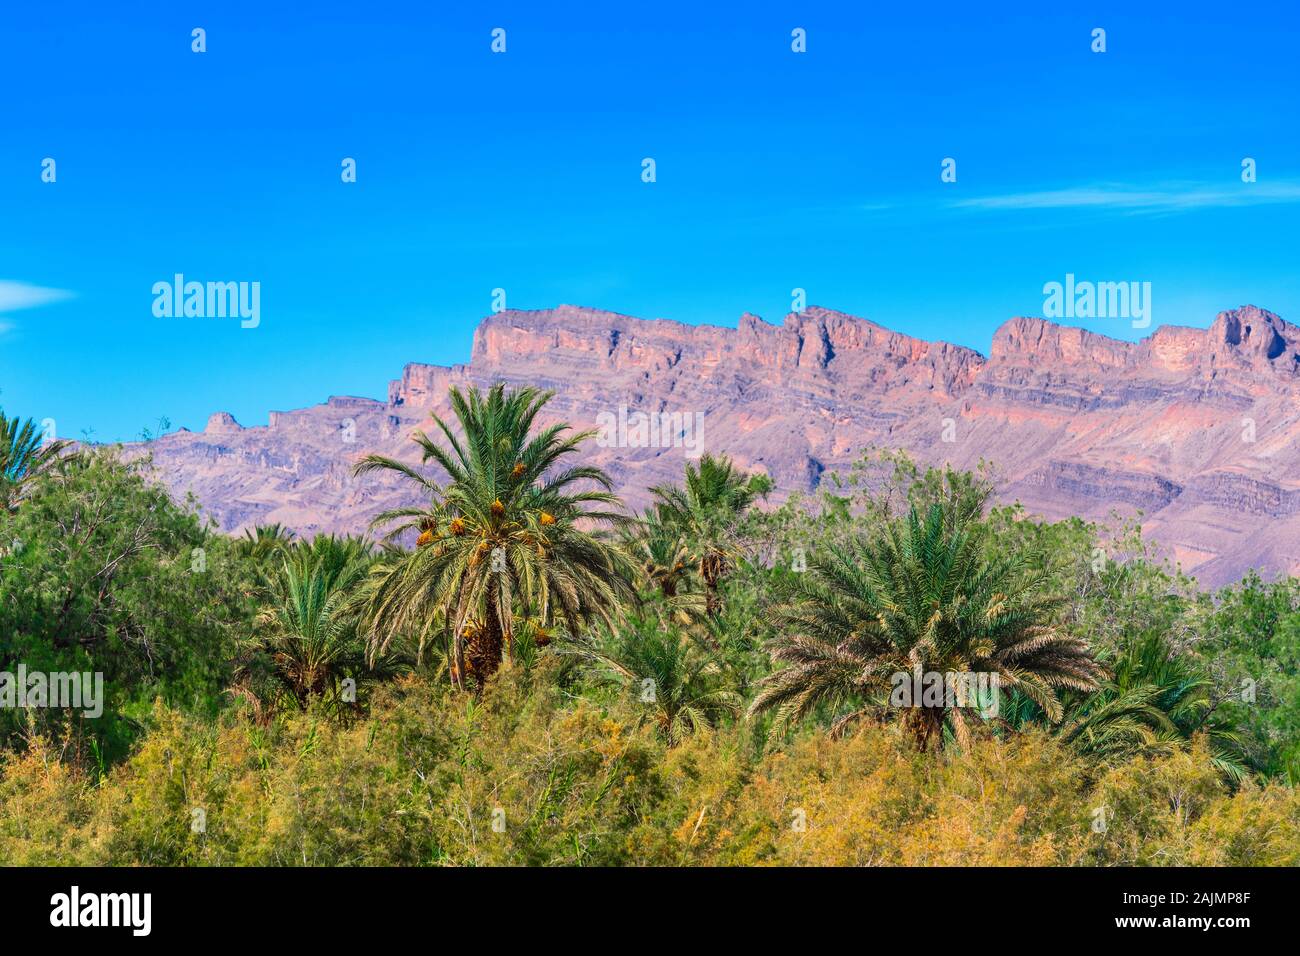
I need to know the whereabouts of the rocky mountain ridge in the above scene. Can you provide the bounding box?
[129,303,1300,587]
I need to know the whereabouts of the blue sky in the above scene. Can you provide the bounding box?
[1,1,1298,441]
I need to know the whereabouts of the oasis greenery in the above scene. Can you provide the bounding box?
[0,395,1296,866]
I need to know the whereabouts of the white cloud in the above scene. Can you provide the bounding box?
[949,182,1300,214]
[0,280,75,315]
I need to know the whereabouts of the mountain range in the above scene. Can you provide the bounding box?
[128,303,1300,587]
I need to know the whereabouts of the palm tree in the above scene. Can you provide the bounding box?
[650,454,771,616]
[0,410,69,511]
[235,523,296,564]
[750,503,1104,750]
[624,514,692,599]
[1004,630,1249,781]
[620,511,709,627]
[354,384,635,688]
[571,612,740,745]
[236,536,373,713]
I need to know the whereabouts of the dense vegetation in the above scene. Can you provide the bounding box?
[1,388,1297,866]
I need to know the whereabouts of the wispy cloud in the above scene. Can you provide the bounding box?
[949,182,1300,215]
[0,281,75,335]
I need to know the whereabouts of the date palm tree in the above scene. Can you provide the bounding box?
[620,510,710,625]
[1003,630,1249,781]
[236,536,373,714]
[624,514,692,599]
[750,503,1104,750]
[0,410,69,512]
[570,611,740,746]
[650,454,771,616]
[235,522,296,564]
[354,384,635,687]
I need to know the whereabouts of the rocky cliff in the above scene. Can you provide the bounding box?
[127,303,1300,587]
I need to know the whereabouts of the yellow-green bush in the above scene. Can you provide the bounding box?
[0,737,98,865]
[1185,781,1300,866]
[2,674,1296,867]
[644,726,1089,866]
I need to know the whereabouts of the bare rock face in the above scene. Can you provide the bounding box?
[205,412,242,435]
[125,303,1300,587]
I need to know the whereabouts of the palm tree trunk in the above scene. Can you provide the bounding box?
[702,551,724,616]
[468,589,505,683]
[450,622,464,690]
[905,708,945,751]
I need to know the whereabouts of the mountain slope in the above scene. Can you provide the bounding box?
[127,303,1300,587]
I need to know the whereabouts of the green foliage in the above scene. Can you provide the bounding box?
[1199,574,1300,780]
[0,394,1295,866]
[751,501,1103,748]
[650,453,771,615]
[0,449,254,761]
[234,523,296,566]
[354,384,635,685]
[233,535,377,718]
[4,682,1295,867]
[568,609,740,745]
[1008,630,1249,782]
[0,409,69,512]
